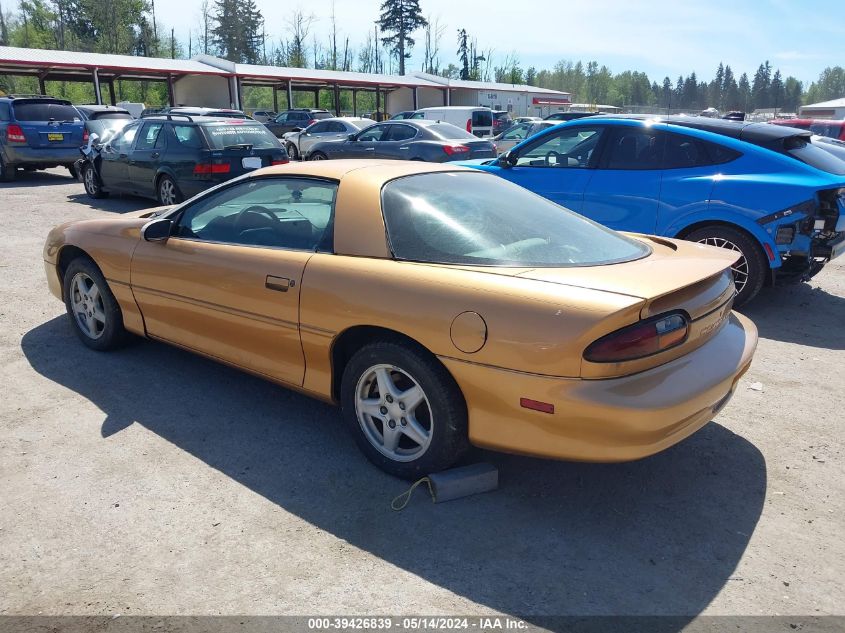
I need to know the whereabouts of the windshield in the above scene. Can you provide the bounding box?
[201,123,281,150]
[427,123,476,140]
[381,172,650,267]
[13,102,80,122]
[85,119,131,144]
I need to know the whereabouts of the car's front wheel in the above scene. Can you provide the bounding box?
[157,175,183,205]
[685,225,767,306]
[309,151,328,161]
[341,340,469,479]
[83,164,108,199]
[63,257,129,351]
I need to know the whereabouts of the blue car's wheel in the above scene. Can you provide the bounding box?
[686,225,767,307]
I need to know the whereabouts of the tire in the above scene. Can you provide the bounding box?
[340,339,469,479]
[285,142,299,160]
[83,164,108,199]
[309,151,328,161]
[62,257,129,351]
[0,157,16,182]
[157,175,183,205]
[685,225,767,307]
[67,164,78,179]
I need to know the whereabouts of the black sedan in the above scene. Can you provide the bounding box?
[305,120,496,162]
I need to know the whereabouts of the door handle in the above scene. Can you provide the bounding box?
[265,275,293,292]
[119,153,127,159]
[365,147,375,151]
[399,146,410,150]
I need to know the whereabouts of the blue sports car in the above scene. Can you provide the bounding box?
[463,116,845,305]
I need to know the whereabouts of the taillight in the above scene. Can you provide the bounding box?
[443,144,470,156]
[193,163,231,175]
[83,129,89,143]
[584,311,689,363]
[271,159,289,165]
[6,124,26,143]
[466,119,472,133]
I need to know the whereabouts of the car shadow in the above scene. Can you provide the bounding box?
[0,169,77,187]
[22,316,766,625]
[743,279,845,350]
[66,192,155,214]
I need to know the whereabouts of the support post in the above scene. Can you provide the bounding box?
[236,77,243,111]
[442,87,448,106]
[92,68,103,105]
[273,87,278,113]
[413,87,418,110]
[376,86,381,120]
[108,81,116,106]
[38,76,46,96]
[227,79,234,109]
[287,80,293,110]
[314,89,319,108]
[167,75,175,106]
[352,89,357,116]
[333,84,341,116]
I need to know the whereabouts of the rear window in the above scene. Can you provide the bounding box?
[92,112,133,120]
[784,138,845,175]
[313,111,332,120]
[201,123,281,150]
[809,122,845,140]
[12,101,80,122]
[427,123,476,140]
[472,110,493,127]
[381,172,650,267]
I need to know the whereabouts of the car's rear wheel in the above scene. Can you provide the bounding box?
[83,164,108,199]
[309,151,328,161]
[685,225,767,306]
[0,157,16,182]
[63,257,129,351]
[286,142,299,160]
[341,340,469,479]
[157,175,182,205]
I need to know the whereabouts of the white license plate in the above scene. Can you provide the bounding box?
[242,157,262,170]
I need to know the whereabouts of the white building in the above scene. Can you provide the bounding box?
[799,97,845,120]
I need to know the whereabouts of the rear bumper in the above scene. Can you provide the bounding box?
[440,312,758,462]
[3,145,79,167]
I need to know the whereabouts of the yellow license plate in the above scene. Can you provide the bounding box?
[47,133,64,142]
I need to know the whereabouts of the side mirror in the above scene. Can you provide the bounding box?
[498,151,517,168]
[141,218,173,242]
[347,133,356,141]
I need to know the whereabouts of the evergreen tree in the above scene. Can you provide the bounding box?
[377,0,426,76]
[770,70,784,109]
[783,76,803,113]
[212,0,264,64]
[456,28,469,80]
[661,76,672,109]
[738,72,751,112]
[751,61,771,109]
[723,65,739,110]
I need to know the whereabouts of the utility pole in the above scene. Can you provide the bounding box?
[171,28,175,59]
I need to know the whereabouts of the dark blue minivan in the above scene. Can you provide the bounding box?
[0,95,84,181]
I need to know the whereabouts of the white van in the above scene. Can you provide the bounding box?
[410,106,494,137]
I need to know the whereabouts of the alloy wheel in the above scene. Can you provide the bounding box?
[84,166,97,195]
[354,364,433,462]
[70,272,106,340]
[696,236,749,295]
[159,179,177,205]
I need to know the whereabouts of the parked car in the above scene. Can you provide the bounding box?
[80,114,288,205]
[139,107,165,118]
[44,160,757,478]
[251,110,277,123]
[463,115,845,305]
[158,107,252,120]
[770,118,845,142]
[265,109,333,138]
[493,120,560,154]
[492,110,513,135]
[390,111,416,120]
[0,95,84,181]
[545,112,601,122]
[75,105,135,122]
[283,117,372,160]
[513,116,543,124]
[410,106,494,137]
[306,120,496,162]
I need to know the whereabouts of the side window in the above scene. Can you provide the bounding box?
[173,178,338,250]
[410,112,425,119]
[327,121,347,133]
[501,123,530,140]
[274,113,287,123]
[0,103,10,121]
[387,124,416,142]
[602,128,664,170]
[110,124,139,152]
[516,126,605,168]
[357,124,389,142]
[136,122,163,151]
[308,121,329,133]
[172,125,204,150]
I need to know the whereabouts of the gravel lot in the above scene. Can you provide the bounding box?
[0,170,843,626]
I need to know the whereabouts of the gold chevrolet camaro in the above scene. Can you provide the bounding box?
[44,160,758,478]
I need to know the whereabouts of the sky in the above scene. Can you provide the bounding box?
[152,0,841,85]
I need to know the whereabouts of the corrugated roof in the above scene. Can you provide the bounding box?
[412,72,571,96]
[0,46,229,76]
